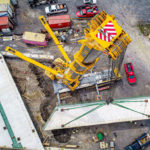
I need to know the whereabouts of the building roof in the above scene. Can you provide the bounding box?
[0,54,44,150]
[43,96,150,130]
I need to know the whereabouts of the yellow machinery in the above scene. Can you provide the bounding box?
[5,11,131,91]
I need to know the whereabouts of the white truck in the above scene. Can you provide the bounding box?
[76,0,97,9]
[45,3,68,16]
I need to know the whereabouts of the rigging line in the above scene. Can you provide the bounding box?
[108,56,111,80]
[108,55,124,98]
[60,101,106,111]
[107,59,116,99]
[113,100,148,103]
[68,40,78,57]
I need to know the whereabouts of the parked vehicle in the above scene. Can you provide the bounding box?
[76,6,99,18]
[28,0,58,8]
[125,133,150,150]
[0,4,13,18]
[76,0,97,9]
[124,62,136,84]
[48,15,71,29]
[22,31,47,46]
[0,16,14,33]
[45,3,68,16]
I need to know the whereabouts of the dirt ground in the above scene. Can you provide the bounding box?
[1,0,150,150]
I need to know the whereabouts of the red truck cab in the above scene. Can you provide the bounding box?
[124,62,136,84]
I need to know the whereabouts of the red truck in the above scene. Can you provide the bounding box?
[124,62,136,84]
[48,14,71,29]
[0,16,14,33]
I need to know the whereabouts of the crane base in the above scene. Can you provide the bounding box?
[53,70,120,94]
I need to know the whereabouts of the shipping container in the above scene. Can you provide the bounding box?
[0,0,14,11]
[48,15,71,29]
[0,16,13,30]
[22,32,47,46]
[0,4,13,18]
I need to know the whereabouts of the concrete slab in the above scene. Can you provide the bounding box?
[0,54,44,150]
[43,97,150,130]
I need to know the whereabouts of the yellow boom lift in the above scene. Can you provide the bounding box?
[5,11,131,91]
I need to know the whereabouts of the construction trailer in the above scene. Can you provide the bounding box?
[22,31,47,46]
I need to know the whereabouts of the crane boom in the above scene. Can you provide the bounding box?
[39,16,71,64]
[5,46,63,79]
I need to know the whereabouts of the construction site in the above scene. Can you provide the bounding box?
[0,0,150,150]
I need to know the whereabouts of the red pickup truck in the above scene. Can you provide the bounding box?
[124,62,136,84]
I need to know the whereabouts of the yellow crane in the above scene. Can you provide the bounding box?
[5,10,131,91]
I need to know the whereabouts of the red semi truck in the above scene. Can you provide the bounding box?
[48,14,71,29]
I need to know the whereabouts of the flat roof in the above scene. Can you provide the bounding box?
[43,97,150,130]
[0,54,44,150]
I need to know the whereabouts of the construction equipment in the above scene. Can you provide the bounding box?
[125,133,150,150]
[5,10,131,91]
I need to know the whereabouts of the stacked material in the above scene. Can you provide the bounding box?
[48,15,71,29]
[22,31,47,46]
[0,0,18,34]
